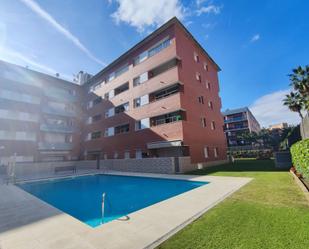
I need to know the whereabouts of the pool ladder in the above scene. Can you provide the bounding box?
[101,193,105,224]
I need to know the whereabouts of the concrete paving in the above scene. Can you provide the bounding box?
[0,171,252,249]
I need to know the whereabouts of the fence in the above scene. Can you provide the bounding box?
[4,157,229,181]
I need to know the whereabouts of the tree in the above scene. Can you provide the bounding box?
[283,92,303,119]
[238,131,258,145]
[289,66,309,97]
[285,65,309,114]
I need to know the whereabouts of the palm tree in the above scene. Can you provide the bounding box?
[289,66,309,111]
[283,92,303,119]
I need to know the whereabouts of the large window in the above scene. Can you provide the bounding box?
[115,124,130,135]
[134,38,171,66]
[115,102,129,114]
[150,111,184,127]
[135,118,150,130]
[114,82,129,96]
[91,131,101,139]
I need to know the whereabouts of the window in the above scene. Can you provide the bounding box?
[135,149,142,159]
[124,151,130,159]
[133,51,148,65]
[133,72,148,87]
[115,124,129,135]
[85,133,91,141]
[135,118,150,130]
[114,82,129,96]
[196,72,201,82]
[152,84,180,101]
[133,98,141,108]
[148,38,171,57]
[214,147,218,158]
[86,117,92,124]
[150,111,183,127]
[201,117,207,128]
[211,121,216,130]
[105,127,115,137]
[206,81,211,90]
[204,146,209,158]
[105,108,114,118]
[91,131,101,139]
[93,97,102,105]
[203,62,208,71]
[208,101,213,109]
[92,114,101,122]
[104,92,109,100]
[198,96,204,104]
[133,95,149,108]
[106,64,129,83]
[115,102,129,114]
[194,52,199,62]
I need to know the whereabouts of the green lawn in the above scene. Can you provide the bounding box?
[158,159,309,249]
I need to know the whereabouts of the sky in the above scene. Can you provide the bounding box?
[0,0,308,127]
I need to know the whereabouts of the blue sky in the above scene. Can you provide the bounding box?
[0,0,308,127]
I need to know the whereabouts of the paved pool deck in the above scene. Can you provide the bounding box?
[0,171,252,249]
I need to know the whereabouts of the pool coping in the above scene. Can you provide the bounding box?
[0,171,252,249]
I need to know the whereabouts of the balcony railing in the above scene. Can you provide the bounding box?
[40,124,76,133]
[224,116,247,123]
[151,113,183,127]
[38,142,73,151]
[42,106,76,117]
[44,90,77,102]
[224,126,249,132]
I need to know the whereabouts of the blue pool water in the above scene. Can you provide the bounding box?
[17,174,208,227]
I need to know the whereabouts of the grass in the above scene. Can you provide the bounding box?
[158,159,309,249]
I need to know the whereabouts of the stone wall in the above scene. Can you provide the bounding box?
[9,157,228,180]
[13,160,97,180]
[101,157,175,174]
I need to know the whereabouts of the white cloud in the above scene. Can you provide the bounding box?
[110,0,185,32]
[250,89,301,128]
[19,0,105,66]
[196,5,222,16]
[250,34,260,42]
[196,0,208,7]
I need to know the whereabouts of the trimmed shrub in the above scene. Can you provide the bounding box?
[228,149,272,159]
[290,139,309,179]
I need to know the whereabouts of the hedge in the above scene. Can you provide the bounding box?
[290,139,309,179]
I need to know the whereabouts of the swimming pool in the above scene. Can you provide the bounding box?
[17,174,208,227]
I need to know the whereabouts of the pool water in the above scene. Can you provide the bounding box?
[18,174,208,227]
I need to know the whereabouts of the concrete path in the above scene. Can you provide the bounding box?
[0,172,252,249]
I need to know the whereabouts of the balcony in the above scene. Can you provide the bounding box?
[224,116,247,123]
[40,124,76,133]
[224,126,249,132]
[150,110,185,127]
[42,106,76,117]
[38,142,73,151]
[44,89,77,102]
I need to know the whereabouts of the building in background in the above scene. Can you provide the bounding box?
[74,71,93,85]
[268,123,288,130]
[82,17,227,164]
[222,107,261,146]
[0,60,82,164]
[0,17,227,165]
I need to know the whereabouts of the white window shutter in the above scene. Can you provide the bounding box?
[141,118,150,129]
[140,94,149,106]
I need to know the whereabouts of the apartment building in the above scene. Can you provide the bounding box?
[0,60,82,164]
[82,17,227,164]
[222,107,261,146]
